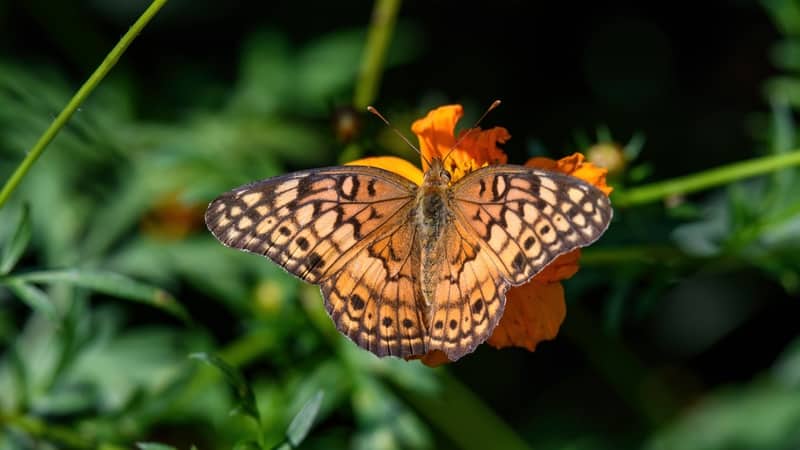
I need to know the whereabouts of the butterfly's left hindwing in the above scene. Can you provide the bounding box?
[205,166,417,283]
[321,220,428,358]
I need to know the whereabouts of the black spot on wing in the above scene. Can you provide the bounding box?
[296,237,310,250]
[472,300,483,313]
[351,294,365,310]
[511,252,526,272]
[524,236,536,250]
[367,178,377,196]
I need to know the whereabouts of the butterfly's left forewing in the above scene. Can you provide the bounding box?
[205,166,417,282]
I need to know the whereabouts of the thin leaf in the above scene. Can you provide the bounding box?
[5,279,57,321]
[624,131,646,161]
[136,443,177,450]
[12,269,189,322]
[286,391,324,447]
[0,204,31,274]
[8,343,29,410]
[189,352,260,422]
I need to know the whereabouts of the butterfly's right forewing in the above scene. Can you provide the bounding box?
[452,165,613,284]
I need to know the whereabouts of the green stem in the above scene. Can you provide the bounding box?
[353,0,401,108]
[613,150,800,207]
[0,0,169,209]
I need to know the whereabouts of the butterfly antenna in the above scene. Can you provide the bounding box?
[442,99,502,165]
[367,106,432,168]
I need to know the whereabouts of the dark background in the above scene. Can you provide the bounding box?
[2,1,798,449]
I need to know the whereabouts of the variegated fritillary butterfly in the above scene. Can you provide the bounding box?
[205,153,612,361]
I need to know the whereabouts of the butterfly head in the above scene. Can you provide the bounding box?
[423,158,452,188]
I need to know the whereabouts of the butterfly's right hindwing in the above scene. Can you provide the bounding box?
[205,166,417,283]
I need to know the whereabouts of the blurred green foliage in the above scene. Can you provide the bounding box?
[1,0,800,449]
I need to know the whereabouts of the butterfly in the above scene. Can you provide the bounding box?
[205,156,612,361]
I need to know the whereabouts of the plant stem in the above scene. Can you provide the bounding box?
[353,0,401,108]
[613,150,800,207]
[0,0,169,209]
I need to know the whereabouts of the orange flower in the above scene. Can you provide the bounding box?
[349,105,611,366]
[141,191,206,240]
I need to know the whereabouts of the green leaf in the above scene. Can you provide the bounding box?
[286,390,324,447]
[771,39,800,72]
[7,343,29,411]
[233,441,263,450]
[136,443,177,450]
[189,352,260,422]
[11,269,189,322]
[774,336,800,387]
[0,204,31,275]
[5,279,57,321]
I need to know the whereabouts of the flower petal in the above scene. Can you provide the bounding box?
[410,349,452,367]
[346,156,424,186]
[458,126,510,167]
[534,249,581,283]
[411,104,510,182]
[441,127,510,182]
[525,152,613,195]
[411,105,462,172]
[487,280,566,351]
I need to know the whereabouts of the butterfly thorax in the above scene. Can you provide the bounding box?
[416,159,454,311]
